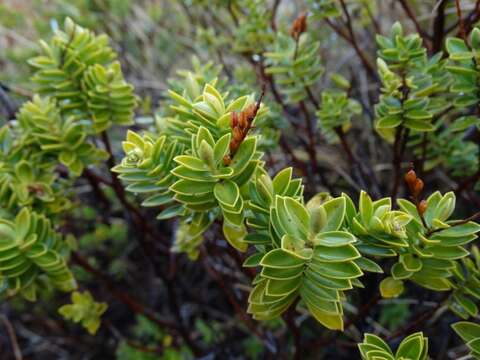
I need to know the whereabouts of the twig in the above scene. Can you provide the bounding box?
[387,293,449,340]
[334,126,369,192]
[337,0,377,80]
[284,306,302,360]
[270,0,282,32]
[455,0,467,41]
[426,211,480,237]
[397,0,432,42]
[100,131,169,254]
[0,315,22,360]
[199,247,275,353]
[71,252,176,330]
[431,0,447,53]
[0,84,18,120]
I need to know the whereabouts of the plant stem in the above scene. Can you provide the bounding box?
[338,0,377,80]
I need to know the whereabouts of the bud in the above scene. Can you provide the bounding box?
[418,200,427,215]
[404,170,417,186]
[290,12,307,40]
[229,139,239,153]
[233,127,243,141]
[238,112,249,129]
[223,155,231,166]
[413,178,424,196]
[231,112,238,128]
[226,88,264,160]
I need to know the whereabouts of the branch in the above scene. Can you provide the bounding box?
[0,315,22,360]
[397,0,432,42]
[337,0,378,80]
[455,0,467,41]
[387,293,449,340]
[199,247,275,353]
[431,0,447,53]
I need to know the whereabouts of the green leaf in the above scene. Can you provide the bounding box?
[15,208,31,241]
[242,253,265,267]
[266,278,301,296]
[359,191,373,225]
[229,137,256,175]
[174,155,209,171]
[214,180,240,208]
[313,231,356,247]
[223,222,248,252]
[322,197,346,232]
[272,167,293,195]
[170,180,215,196]
[380,277,404,298]
[376,115,402,129]
[310,260,363,279]
[433,222,480,237]
[446,37,472,59]
[274,196,309,239]
[400,254,423,272]
[306,304,344,331]
[355,257,383,273]
[405,119,435,131]
[313,244,360,262]
[213,134,231,165]
[452,322,480,343]
[364,334,393,355]
[428,245,469,260]
[395,332,424,360]
[260,249,306,269]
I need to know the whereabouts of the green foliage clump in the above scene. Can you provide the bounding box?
[28,17,137,133]
[452,321,480,359]
[3,2,480,358]
[375,23,449,139]
[316,82,362,141]
[59,290,107,334]
[265,32,323,103]
[0,208,76,301]
[358,332,429,360]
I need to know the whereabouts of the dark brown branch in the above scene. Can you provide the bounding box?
[0,315,22,360]
[270,0,281,32]
[100,131,169,254]
[71,252,177,330]
[387,293,449,340]
[431,0,447,53]
[334,126,369,192]
[397,0,432,42]
[337,0,377,80]
[199,247,273,352]
[426,211,480,237]
[455,0,467,41]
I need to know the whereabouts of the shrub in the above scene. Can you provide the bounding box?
[1,1,480,358]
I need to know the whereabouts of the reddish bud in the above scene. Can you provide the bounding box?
[223,155,232,165]
[290,12,308,39]
[404,170,417,186]
[418,200,427,215]
[413,178,424,196]
[231,112,238,128]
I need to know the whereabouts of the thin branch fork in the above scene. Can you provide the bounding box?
[199,247,275,353]
[71,252,177,331]
[397,0,432,42]
[337,0,378,80]
[99,131,169,255]
[386,292,450,341]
